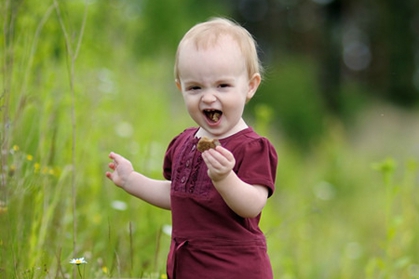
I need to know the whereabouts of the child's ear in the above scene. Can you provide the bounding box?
[175,79,182,91]
[246,73,261,102]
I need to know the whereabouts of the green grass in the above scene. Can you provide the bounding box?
[1,2,419,279]
[262,130,419,279]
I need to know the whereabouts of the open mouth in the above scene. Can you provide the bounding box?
[203,109,222,123]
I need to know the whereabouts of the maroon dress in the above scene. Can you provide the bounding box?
[163,127,277,279]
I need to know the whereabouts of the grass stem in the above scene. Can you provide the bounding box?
[53,0,88,277]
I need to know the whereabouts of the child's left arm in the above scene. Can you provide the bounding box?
[201,146,269,218]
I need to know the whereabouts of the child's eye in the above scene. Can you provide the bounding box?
[218,84,230,88]
[188,86,201,91]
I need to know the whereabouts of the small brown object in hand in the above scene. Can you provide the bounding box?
[197,136,221,152]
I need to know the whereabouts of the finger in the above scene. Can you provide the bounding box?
[202,150,224,169]
[109,152,124,162]
[214,146,234,161]
[108,162,116,170]
[201,152,214,168]
[206,149,229,165]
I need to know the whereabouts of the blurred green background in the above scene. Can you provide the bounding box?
[1,0,418,278]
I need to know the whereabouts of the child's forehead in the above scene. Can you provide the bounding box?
[174,21,259,80]
[181,34,242,53]
[177,35,246,71]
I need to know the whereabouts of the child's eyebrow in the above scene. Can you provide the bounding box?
[182,80,200,86]
[216,77,235,84]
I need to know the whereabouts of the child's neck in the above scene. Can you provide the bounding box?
[195,118,248,139]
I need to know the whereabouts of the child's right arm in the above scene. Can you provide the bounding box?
[106,152,171,210]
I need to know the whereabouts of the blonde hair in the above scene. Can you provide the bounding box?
[174,17,263,81]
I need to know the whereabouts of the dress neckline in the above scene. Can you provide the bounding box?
[192,127,253,143]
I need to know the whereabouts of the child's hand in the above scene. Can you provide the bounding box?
[106,152,134,188]
[201,146,235,182]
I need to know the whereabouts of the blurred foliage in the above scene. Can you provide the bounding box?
[248,55,326,149]
[134,0,229,56]
[5,0,417,150]
[227,0,419,147]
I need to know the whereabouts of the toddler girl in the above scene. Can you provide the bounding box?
[106,17,278,279]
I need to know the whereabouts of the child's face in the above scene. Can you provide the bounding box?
[176,35,260,139]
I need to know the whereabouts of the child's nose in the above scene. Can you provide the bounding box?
[201,90,217,103]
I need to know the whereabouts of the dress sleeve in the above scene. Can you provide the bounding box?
[163,134,180,181]
[233,138,278,197]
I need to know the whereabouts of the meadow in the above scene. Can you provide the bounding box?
[1,1,419,278]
